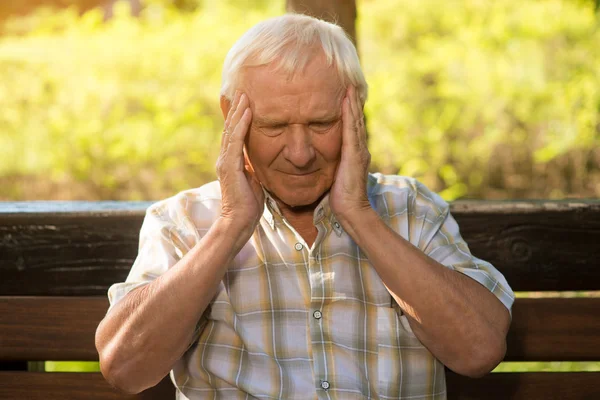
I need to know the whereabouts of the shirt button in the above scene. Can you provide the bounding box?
[333,221,341,229]
[313,310,322,319]
[294,243,303,251]
[321,380,330,390]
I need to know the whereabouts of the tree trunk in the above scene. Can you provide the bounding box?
[286,0,357,45]
[103,0,141,19]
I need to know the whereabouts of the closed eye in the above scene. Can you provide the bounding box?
[309,120,337,132]
[259,124,286,137]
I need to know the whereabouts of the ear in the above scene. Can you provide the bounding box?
[243,146,255,172]
[220,96,231,120]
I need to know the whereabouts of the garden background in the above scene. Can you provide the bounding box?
[1,0,598,376]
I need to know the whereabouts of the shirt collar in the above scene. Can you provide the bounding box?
[262,188,279,230]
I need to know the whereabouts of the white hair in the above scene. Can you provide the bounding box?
[220,13,368,104]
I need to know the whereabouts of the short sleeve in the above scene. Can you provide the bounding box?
[411,182,515,314]
[107,202,208,344]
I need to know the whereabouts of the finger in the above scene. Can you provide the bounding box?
[228,93,249,139]
[224,90,242,129]
[348,85,367,149]
[221,91,242,150]
[354,85,364,117]
[352,86,367,147]
[341,94,360,150]
[221,124,229,151]
[222,92,248,152]
[349,85,361,120]
[344,86,356,120]
[225,107,252,168]
[349,86,364,133]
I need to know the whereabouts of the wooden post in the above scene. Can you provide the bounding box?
[286,0,357,45]
[285,0,364,139]
[103,0,141,19]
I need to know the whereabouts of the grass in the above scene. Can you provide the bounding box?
[44,361,600,373]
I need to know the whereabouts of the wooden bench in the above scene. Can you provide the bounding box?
[1,200,599,399]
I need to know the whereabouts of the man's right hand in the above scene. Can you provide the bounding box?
[216,91,264,238]
[97,96,263,391]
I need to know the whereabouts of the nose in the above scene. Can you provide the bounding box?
[282,124,316,168]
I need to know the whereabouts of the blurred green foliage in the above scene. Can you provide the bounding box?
[0,0,599,200]
[492,361,600,372]
[45,361,100,372]
[0,1,282,199]
[360,0,600,200]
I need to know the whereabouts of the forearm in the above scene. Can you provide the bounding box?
[339,209,510,377]
[95,217,252,393]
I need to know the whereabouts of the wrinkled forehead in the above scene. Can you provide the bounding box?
[239,57,345,117]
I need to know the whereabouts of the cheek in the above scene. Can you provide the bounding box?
[246,128,281,169]
[318,127,343,162]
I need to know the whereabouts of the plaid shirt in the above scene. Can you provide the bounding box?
[108,173,514,400]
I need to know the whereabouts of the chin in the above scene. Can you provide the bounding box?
[272,186,329,208]
[286,197,320,208]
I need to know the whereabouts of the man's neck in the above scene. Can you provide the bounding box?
[282,210,318,248]
[275,199,321,248]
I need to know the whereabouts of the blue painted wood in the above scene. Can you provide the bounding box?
[0,201,152,214]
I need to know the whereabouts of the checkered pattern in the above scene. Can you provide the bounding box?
[108,173,514,400]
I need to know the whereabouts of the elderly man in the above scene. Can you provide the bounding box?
[96,13,514,400]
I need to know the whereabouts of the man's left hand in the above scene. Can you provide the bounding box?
[330,85,372,223]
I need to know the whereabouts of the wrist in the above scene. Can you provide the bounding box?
[336,207,385,249]
[213,216,257,252]
[335,203,378,237]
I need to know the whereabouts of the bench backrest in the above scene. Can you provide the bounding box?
[1,201,599,399]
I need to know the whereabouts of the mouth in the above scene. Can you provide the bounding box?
[279,170,318,176]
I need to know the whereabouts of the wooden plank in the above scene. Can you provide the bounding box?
[0,297,108,361]
[1,201,599,295]
[0,210,146,296]
[452,201,600,294]
[507,297,600,361]
[0,372,174,400]
[446,371,600,400]
[2,296,600,362]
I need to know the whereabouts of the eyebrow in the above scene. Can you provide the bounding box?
[254,116,287,125]
[254,114,340,125]
[309,115,340,122]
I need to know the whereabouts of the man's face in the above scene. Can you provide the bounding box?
[236,53,345,208]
